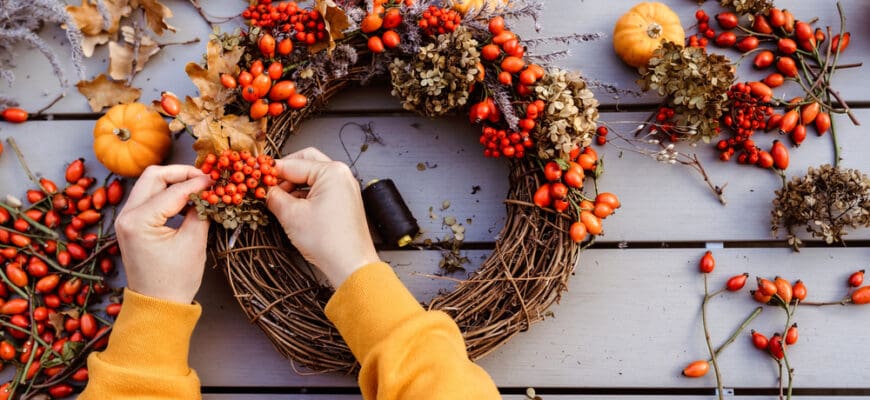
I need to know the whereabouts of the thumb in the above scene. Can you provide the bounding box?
[178,207,209,243]
[266,186,306,231]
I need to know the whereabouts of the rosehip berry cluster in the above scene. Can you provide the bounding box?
[197,150,279,206]
[529,147,613,243]
[418,6,461,36]
[481,17,544,97]
[0,154,124,397]
[360,1,404,53]
[228,57,308,120]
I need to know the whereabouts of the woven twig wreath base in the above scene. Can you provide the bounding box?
[210,70,580,373]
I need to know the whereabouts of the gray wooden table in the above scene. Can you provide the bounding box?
[2,0,869,398]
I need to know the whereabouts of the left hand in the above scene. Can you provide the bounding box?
[114,165,212,304]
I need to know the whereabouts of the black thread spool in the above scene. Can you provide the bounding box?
[362,179,419,247]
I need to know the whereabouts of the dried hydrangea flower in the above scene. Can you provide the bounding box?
[532,68,599,159]
[389,26,480,117]
[638,41,734,143]
[771,165,870,251]
[720,0,773,15]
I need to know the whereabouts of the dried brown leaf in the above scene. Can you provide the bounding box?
[185,39,244,103]
[105,0,133,33]
[82,33,111,57]
[308,0,350,53]
[108,30,160,80]
[129,0,176,35]
[191,115,266,166]
[76,73,142,111]
[66,0,104,36]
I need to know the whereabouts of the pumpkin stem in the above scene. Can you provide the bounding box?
[113,128,132,141]
[647,22,663,39]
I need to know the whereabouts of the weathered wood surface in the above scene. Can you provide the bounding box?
[4,110,869,244]
[187,248,870,388]
[3,0,867,114]
[1,0,869,396]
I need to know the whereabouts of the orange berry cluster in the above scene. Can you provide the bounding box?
[417,6,461,36]
[226,56,308,120]
[243,0,327,45]
[529,147,614,243]
[472,99,545,158]
[198,150,279,206]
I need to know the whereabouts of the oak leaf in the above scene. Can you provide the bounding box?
[308,0,350,53]
[130,0,176,35]
[104,0,133,33]
[184,39,244,103]
[76,73,142,111]
[191,115,267,166]
[66,0,104,36]
[108,27,161,80]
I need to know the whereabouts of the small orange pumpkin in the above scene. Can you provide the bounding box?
[93,103,171,178]
[451,0,508,15]
[613,2,685,68]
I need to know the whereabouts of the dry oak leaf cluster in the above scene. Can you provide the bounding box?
[168,40,266,166]
[68,0,176,110]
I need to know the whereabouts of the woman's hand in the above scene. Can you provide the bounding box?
[267,148,379,288]
[114,165,212,304]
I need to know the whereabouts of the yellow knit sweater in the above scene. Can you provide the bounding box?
[80,262,500,399]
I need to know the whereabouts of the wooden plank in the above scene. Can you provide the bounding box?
[5,0,867,114]
[4,108,870,243]
[478,247,870,388]
[191,248,870,389]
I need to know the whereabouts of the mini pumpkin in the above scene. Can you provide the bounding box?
[613,2,685,68]
[451,0,508,15]
[93,102,172,178]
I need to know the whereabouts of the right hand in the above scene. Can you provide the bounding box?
[266,148,379,288]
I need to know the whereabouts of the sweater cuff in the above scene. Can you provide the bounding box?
[325,262,424,362]
[98,288,202,375]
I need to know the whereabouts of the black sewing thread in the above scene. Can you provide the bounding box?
[362,179,419,247]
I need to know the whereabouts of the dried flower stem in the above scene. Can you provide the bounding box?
[711,306,763,359]
[703,274,725,400]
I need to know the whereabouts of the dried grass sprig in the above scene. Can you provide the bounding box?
[0,0,86,87]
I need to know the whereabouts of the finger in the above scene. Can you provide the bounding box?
[266,186,305,228]
[282,147,332,162]
[130,175,212,227]
[125,165,207,210]
[177,207,209,244]
[272,158,333,186]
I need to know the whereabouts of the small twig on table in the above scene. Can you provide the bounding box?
[34,93,65,116]
[188,0,236,26]
[128,9,143,86]
[702,274,725,400]
[679,153,727,206]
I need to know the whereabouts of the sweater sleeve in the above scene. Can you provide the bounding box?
[325,262,500,400]
[79,288,202,400]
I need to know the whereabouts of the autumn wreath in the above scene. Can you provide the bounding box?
[163,0,617,372]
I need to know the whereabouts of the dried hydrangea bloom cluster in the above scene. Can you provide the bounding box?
[771,165,870,251]
[532,69,599,159]
[638,41,734,143]
[389,26,480,117]
[719,0,773,15]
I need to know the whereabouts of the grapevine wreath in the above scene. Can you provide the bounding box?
[162,0,617,372]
